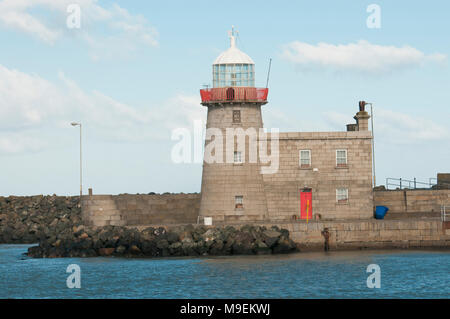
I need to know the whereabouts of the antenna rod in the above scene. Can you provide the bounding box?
[265,58,272,88]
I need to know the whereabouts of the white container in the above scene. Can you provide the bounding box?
[204,217,212,226]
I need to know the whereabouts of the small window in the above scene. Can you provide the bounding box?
[299,150,311,168]
[234,151,242,163]
[235,195,243,209]
[233,110,241,123]
[336,188,349,203]
[336,149,347,167]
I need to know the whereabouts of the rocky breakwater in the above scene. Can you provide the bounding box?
[0,195,82,244]
[27,224,298,258]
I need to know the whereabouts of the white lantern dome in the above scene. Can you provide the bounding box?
[212,27,255,88]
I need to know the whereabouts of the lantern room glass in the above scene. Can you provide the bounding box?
[213,64,255,88]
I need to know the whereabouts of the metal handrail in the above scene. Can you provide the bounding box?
[200,87,269,103]
[386,177,450,190]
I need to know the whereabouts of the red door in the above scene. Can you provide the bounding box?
[300,190,312,220]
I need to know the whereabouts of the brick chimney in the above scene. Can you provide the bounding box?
[354,101,371,131]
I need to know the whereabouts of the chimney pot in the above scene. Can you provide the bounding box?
[359,101,366,112]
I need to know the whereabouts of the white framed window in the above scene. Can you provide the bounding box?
[336,149,347,166]
[336,188,349,203]
[235,195,243,209]
[299,150,311,167]
[234,151,242,163]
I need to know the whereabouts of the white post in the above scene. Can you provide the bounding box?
[79,123,82,205]
[368,103,376,187]
[71,122,83,209]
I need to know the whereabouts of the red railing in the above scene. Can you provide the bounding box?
[200,87,268,103]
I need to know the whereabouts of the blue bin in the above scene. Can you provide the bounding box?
[375,206,389,219]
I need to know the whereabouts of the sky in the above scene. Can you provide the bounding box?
[0,0,449,196]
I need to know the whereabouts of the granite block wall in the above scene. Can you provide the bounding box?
[254,219,450,250]
[374,189,450,214]
[261,131,373,221]
[82,193,200,227]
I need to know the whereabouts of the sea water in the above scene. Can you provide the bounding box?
[0,244,448,298]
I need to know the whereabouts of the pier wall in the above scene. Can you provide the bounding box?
[82,193,200,227]
[82,189,450,227]
[373,189,450,214]
[1,195,449,251]
[80,190,450,251]
[252,219,450,251]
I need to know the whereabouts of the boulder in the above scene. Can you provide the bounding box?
[3,194,300,258]
[209,240,224,255]
[98,247,115,256]
[115,245,126,254]
[262,230,281,248]
[255,240,271,255]
[79,232,89,239]
[272,238,297,254]
[156,239,169,250]
[165,231,180,244]
[168,242,182,256]
[128,245,142,255]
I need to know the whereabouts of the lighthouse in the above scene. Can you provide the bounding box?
[198,27,269,223]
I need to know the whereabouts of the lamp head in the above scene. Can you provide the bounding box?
[71,122,80,126]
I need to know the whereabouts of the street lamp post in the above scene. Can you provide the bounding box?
[71,122,82,208]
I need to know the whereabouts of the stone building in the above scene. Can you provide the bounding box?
[198,29,373,223]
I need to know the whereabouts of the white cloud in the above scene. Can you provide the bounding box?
[375,108,449,142]
[322,111,351,130]
[0,7,61,44]
[263,107,330,132]
[281,40,446,74]
[0,64,205,154]
[323,108,450,144]
[0,131,46,154]
[0,0,158,56]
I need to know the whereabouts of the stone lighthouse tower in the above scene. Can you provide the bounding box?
[198,27,269,223]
